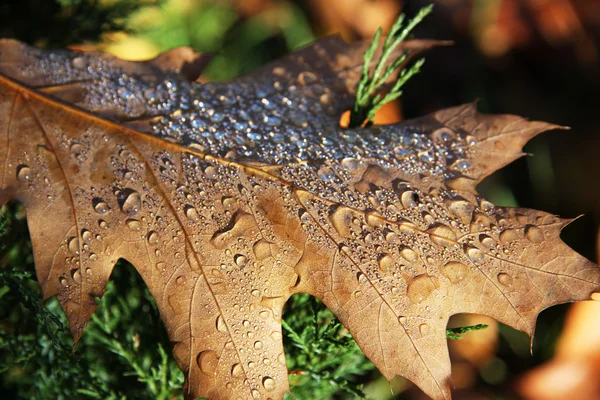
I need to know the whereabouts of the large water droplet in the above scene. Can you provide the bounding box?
[400,247,418,263]
[185,205,199,222]
[147,231,159,245]
[119,190,141,216]
[231,363,243,378]
[234,254,248,268]
[216,315,227,333]
[126,219,142,231]
[93,198,109,214]
[441,261,469,284]
[196,350,219,376]
[497,272,514,287]
[407,274,437,303]
[524,225,544,243]
[263,376,276,392]
[16,165,32,181]
[81,229,92,242]
[67,237,79,254]
[378,254,395,272]
[400,191,418,208]
[466,247,484,263]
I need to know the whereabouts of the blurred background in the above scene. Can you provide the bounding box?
[1,0,600,399]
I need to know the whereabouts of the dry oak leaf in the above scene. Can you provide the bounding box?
[0,37,598,400]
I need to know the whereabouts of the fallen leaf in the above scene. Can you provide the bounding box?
[0,36,598,400]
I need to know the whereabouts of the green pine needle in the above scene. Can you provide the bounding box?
[446,324,489,340]
[350,4,433,128]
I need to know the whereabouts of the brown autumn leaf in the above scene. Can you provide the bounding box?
[0,36,599,400]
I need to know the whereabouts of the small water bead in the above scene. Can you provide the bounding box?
[176,276,185,285]
[419,323,430,336]
[89,253,97,262]
[59,276,69,287]
[120,190,142,217]
[251,389,261,399]
[262,377,276,392]
[98,219,108,230]
[524,225,544,243]
[497,272,514,287]
[253,341,263,350]
[16,165,32,181]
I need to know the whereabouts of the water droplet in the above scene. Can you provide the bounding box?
[398,316,407,325]
[71,268,81,283]
[147,231,159,245]
[499,229,519,244]
[185,205,199,222]
[254,341,263,350]
[400,247,418,263]
[263,376,276,392]
[447,199,474,219]
[524,225,544,243]
[70,143,83,156]
[441,261,468,284]
[356,272,368,284]
[176,276,185,285]
[407,274,437,303]
[253,240,271,261]
[89,253,97,261]
[251,389,260,399]
[400,191,418,208]
[234,254,248,268]
[479,234,496,249]
[480,199,495,214]
[297,71,317,86]
[81,229,92,242]
[497,272,514,287]
[59,276,69,287]
[67,237,79,254]
[196,350,219,376]
[16,165,32,181]
[126,219,142,231]
[98,219,108,230]
[466,247,484,263]
[93,199,109,214]
[378,254,395,272]
[119,190,141,216]
[231,363,243,378]
[429,224,457,247]
[419,323,430,336]
[328,206,353,238]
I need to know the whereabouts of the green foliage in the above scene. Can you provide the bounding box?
[0,205,183,400]
[350,5,433,128]
[282,294,375,399]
